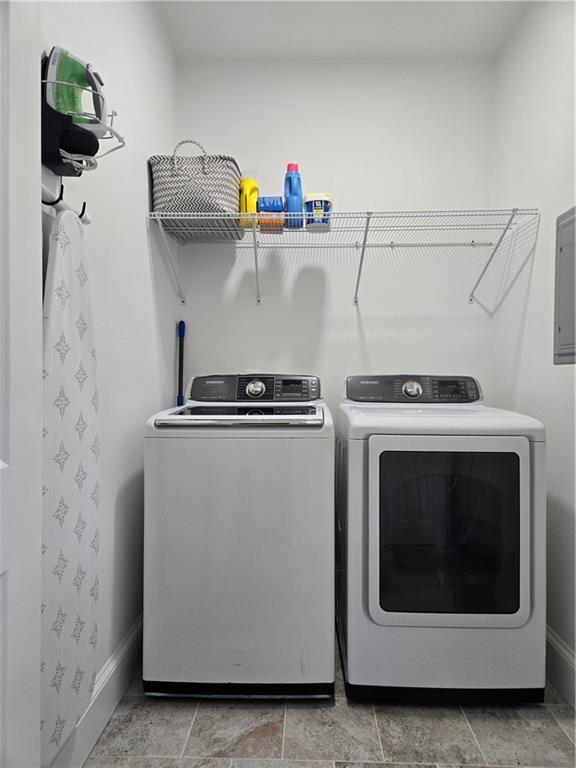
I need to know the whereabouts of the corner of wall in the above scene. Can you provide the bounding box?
[487,0,575,705]
[49,617,142,768]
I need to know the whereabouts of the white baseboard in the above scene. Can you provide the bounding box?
[547,624,575,707]
[49,616,142,768]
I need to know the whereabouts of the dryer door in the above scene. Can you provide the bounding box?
[368,434,531,628]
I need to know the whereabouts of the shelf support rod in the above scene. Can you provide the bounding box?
[468,208,518,304]
[353,211,373,306]
[235,241,495,252]
[251,216,262,305]
[157,219,186,305]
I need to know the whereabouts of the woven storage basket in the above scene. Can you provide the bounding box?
[148,139,243,242]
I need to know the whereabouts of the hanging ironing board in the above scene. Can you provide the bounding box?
[41,210,100,764]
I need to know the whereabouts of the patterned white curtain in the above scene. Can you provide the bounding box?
[41,211,101,765]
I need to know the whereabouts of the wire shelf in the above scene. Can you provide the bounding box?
[146,209,540,306]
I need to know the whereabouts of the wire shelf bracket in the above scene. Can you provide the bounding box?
[155,218,186,305]
[251,216,262,305]
[468,208,518,305]
[353,211,373,306]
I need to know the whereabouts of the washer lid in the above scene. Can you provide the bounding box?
[154,403,324,428]
[336,402,545,441]
[146,402,334,438]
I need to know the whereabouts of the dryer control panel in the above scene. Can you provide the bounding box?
[346,375,481,403]
[189,374,321,402]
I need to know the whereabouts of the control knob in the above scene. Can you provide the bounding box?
[402,379,423,399]
[246,379,266,398]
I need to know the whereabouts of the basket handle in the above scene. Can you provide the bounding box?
[171,140,208,174]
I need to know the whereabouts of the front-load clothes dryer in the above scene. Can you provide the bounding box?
[335,374,546,703]
[144,374,334,698]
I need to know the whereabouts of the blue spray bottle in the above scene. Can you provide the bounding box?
[284,163,303,228]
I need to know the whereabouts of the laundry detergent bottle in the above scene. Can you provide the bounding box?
[240,170,259,228]
[284,163,303,228]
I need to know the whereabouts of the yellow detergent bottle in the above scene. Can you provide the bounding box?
[240,170,259,228]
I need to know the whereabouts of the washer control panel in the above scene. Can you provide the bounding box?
[189,374,321,402]
[346,375,481,403]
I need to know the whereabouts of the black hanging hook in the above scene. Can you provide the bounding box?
[42,181,88,221]
[42,182,64,206]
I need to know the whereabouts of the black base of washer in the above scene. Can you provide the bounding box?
[345,683,545,704]
[143,680,334,699]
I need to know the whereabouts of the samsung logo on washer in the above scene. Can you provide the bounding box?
[360,380,379,385]
[205,379,225,384]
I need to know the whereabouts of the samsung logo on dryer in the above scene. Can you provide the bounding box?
[360,379,380,385]
[204,379,225,385]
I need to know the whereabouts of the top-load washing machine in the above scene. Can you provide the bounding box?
[144,373,334,698]
[335,374,546,702]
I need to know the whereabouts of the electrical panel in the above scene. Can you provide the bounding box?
[554,207,575,365]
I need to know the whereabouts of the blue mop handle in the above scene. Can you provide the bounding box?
[176,320,186,406]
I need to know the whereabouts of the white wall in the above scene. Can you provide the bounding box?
[174,59,495,407]
[38,0,179,746]
[2,4,43,766]
[32,2,575,719]
[2,10,569,765]
[0,3,7,467]
[489,2,575,703]
[0,4,6,758]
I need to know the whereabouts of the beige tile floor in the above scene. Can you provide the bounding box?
[86,652,574,768]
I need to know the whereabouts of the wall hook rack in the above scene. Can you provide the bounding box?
[147,208,540,308]
[42,184,64,206]
[41,181,92,225]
